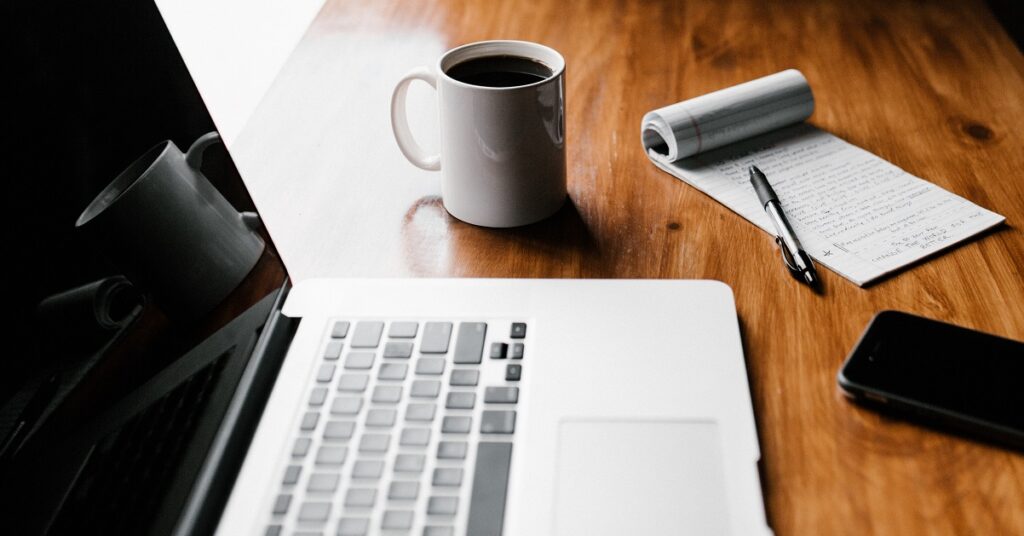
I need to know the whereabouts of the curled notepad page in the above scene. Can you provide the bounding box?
[641,69,1005,286]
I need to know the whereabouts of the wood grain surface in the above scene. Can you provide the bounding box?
[232,0,1024,533]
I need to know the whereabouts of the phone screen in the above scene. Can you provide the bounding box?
[841,311,1024,432]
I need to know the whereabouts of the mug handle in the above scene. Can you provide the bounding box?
[390,67,441,171]
[185,131,222,169]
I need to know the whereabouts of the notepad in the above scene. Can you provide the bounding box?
[641,70,1005,286]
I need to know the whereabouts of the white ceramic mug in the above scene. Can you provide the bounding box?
[391,40,567,228]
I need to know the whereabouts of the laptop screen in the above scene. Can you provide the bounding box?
[3,0,288,511]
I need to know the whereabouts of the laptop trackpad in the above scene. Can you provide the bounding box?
[554,420,730,535]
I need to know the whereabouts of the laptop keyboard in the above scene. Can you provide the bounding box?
[267,320,528,536]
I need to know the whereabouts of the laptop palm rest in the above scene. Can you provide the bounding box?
[554,419,730,535]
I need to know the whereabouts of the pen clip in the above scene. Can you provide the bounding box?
[774,236,800,274]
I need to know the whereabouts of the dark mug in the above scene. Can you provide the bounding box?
[76,132,265,318]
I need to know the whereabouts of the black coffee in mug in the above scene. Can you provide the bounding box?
[446,55,553,88]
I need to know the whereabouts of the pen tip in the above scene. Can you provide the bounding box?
[748,165,763,178]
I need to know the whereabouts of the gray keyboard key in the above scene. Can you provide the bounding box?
[307,473,339,492]
[317,363,336,383]
[272,494,291,514]
[338,374,369,392]
[336,518,369,536]
[351,321,384,348]
[324,340,344,360]
[309,387,328,407]
[372,385,403,403]
[453,322,487,364]
[432,467,463,486]
[298,501,330,522]
[331,396,362,415]
[331,321,350,338]
[388,321,418,338]
[393,453,425,473]
[378,363,408,380]
[266,525,282,536]
[405,403,436,422]
[345,352,375,370]
[352,459,384,479]
[415,357,445,375]
[449,369,479,386]
[489,342,507,359]
[388,480,420,500]
[400,427,431,446]
[505,364,522,381]
[423,527,454,536]
[441,416,472,434]
[467,442,513,536]
[324,420,355,440]
[382,511,413,530]
[510,322,526,338]
[437,441,468,459]
[359,433,390,452]
[315,446,347,465]
[427,496,459,515]
[420,322,453,353]
[484,386,519,404]
[293,437,311,457]
[410,379,441,398]
[480,410,516,434]
[446,392,476,409]
[510,343,524,359]
[383,341,413,358]
[344,488,376,507]
[300,412,320,431]
[282,465,301,485]
[365,408,396,427]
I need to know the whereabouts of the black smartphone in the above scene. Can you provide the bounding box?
[838,310,1024,450]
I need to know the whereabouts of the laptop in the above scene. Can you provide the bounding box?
[2,1,770,535]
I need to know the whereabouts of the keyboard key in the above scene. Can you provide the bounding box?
[388,321,419,338]
[307,472,339,492]
[484,386,519,404]
[400,427,431,446]
[324,420,355,440]
[489,342,507,359]
[468,442,513,536]
[437,441,468,459]
[449,369,479,386]
[331,396,363,415]
[293,437,311,457]
[432,467,463,486]
[394,453,425,473]
[337,518,369,536]
[446,392,476,409]
[383,341,413,358]
[338,374,369,392]
[378,362,408,380]
[352,459,384,479]
[282,465,301,485]
[382,511,413,530]
[324,340,344,360]
[351,321,384,348]
[405,403,436,422]
[420,322,453,353]
[388,480,420,500]
[265,525,282,536]
[427,496,459,515]
[415,357,445,375]
[505,364,522,381]
[480,410,516,434]
[365,408,396,427]
[298,501,331,522]
[344,352,375,370]
[272,494,291,515]
[315,446,347,465]
[510,343,524,359]
[453,322,487,364]
[441,416,472,434]
[317,363,336,383]
[410,379,441,398]
[344,488,376,507]
[309,387,328,406]
[423,527,454,536]
[359,433,390,452]
[331,321,350,338]
[510,322,527,338]
[372,385,403,403]
[300,412,320,431]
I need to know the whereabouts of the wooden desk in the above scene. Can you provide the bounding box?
[233,0,1024,533]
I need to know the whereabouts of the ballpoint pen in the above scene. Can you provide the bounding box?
[748,165,820,289]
